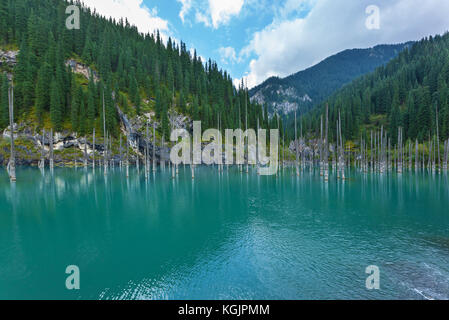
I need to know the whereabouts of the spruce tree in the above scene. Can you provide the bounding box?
[50,79,63,131]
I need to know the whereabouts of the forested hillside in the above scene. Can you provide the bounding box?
[300,33,449,144]
[0,0,272,140]
[250,43,410,117]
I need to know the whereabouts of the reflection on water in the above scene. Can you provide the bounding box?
[0,167,448,300]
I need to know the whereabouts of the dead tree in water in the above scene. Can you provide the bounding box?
[324,105,329,181]
[319,115,323,176]
[428,135,432,171]
[39,129,45,169]
[337,110,344,179]
[294,110,299,176]
[245,82,249,174]
[162,134,165,170]
[153,124,156,171]
[92,128,96,170]
[415,140,419,171]
[102,92,108,175]
[436,109,441,172]
[119,134,122,168]
[110,135,114,168]
[397,127,402,174]
[408,141,412,170]
[126,133,129,178]
[136,137,140,173]
[443,139,449,171]
[370,131,374,171]
[145,122,149,179]
[49,128,54,170]
[7,85,16,182]
[83,136,88,168]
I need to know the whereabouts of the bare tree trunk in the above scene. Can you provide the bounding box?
[153,124,156,171]
[49,128,54,170]
[91,131,95,170]
[436,109,441,172]
[324,105,329,181]
[7,85,16,181]
[338,110,344,180]
[294,111,299,176]
[443,139,449,171]
[136,137,140,173]
[126,133,129,178]
[83,136,88,167]
[415,139,418,171]
[39,129,45,169]
[162,134,165,170]
[103,92,108,176]
[397,127,402,174]
[320,115,323,177]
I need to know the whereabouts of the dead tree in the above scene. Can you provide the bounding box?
[153,124,157,171]
[92,128,96,170]
[84,136,88,167]
[50,129,54,170]
[39,129,45,169]
[7,85,16,182]
[103,92,108,175]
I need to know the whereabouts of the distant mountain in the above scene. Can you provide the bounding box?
[250,43,413,116]
[302,33,449,143]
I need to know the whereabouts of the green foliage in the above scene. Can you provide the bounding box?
[1,0,267,137]
[305,34,449,143]
[0,73,9,128]
[251,43,412,115]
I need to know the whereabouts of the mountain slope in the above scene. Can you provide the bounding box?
[302,33,449,143]
[0,0,265,137]
[250,43,412,116]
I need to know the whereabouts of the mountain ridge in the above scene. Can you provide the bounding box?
[250,43,413,116]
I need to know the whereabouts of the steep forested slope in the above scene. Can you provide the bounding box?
[0,0,272,140]
[302,33,449,143]
[250,43,411,116]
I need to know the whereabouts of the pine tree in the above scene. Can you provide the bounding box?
[50,79,63,131]
[71,85,81,132]
[390,90,401,142]
[35,62,52,123]
[0,74,9,129]
[87,79,96,130]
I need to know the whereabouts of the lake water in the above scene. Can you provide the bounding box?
[0,166,448,300]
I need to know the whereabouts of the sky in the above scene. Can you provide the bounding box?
[80,0,449,89]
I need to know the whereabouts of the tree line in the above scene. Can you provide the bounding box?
[299,33,449,145]
[0,0,278,140]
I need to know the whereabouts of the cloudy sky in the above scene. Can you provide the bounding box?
[81,0,449,88]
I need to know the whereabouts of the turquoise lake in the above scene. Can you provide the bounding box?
[0,166,448,300]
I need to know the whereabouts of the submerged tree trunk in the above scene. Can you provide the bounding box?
[50,128,54,170]
[7,85,16,182]
[153,125,156,171]
[93,128,96,170]
[39,129,45,169]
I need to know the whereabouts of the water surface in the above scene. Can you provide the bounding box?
[0,167,448,300]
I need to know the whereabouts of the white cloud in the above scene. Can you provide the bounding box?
[209,0,244,28]
[195,11,211,27]
[177,0,193,23]
[195,0,245,28]
[242,0,449,88]
[81,0,170,39]
[218,46,239,64]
